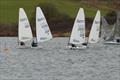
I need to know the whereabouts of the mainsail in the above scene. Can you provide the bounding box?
[18,8,33,43]
[114,11,120,39]
[88,10,101,43]
[101,17,115,41]
[36,7,52,42]
[69,8,85,45]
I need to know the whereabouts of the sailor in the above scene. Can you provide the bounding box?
[68,43,76,48]
[20,41,25,46]
[31,39,38,47]
[116,39,120,43]
[82,43,88,46]
[71,44,76,48]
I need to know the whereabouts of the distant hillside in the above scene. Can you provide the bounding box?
[0,0,119,36]
[0,0,119,24]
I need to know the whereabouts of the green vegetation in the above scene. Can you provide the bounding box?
[0,0,118,24]
[0,0,36,24]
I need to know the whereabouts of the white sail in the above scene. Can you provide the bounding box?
[69,8,85,44]
[36,7,52,42]
[88,10,101,43]
[18,8,33,42]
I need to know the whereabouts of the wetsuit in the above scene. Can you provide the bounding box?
[31,41,38,47]
[71,44,76,48]
[116,39,120,43]
[82,43,88,46]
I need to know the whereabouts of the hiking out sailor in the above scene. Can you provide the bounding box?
[116,39,120,43]
[31,38,38,47]
[68,43,76,48]
[82,43,88,46]
[71,44,76,48]
[20,41,25,46]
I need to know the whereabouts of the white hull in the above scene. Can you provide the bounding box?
[17,46,30,49]
[65,45,87,50]
[17,46,43,49]
[31,46,43,49]
[104,41,120,45]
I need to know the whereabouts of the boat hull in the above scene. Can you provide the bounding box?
[104,41,120,45]
[65,45,87,50]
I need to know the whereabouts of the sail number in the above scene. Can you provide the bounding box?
[80,34,84,37]
[95,21,100,24]
[38,17,50,35]
[73,39,79,43]
[20,18,27,22]
[78,27,84,31]
[41,24,50,34]
[25,24,29,28]
[38,18,45,21]
[91,38,96,42]
[77,19,84,23]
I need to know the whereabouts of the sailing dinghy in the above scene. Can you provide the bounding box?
[101,17,115,41]
[31,7,53,48]
[18,8,33,48]
[65,8,87,50]
[101,17,109,40]
[104,12,120,45]
[88,10,101,43]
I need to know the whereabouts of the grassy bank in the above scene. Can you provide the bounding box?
[0,0,118,24]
